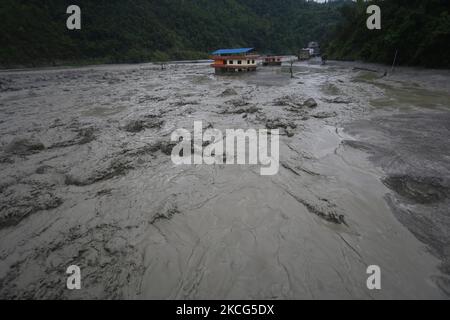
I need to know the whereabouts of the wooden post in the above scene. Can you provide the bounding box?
[290,60,294,78]
[391,49,398,73]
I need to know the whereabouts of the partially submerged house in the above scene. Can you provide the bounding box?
[298,42,320,60]
[210,48,258,74]
[307,42,321,57]
[262,56,282,66]
[298,49,311,61]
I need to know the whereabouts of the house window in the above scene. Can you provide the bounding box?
[252,60,255,64]
[229,60,233,64]
[247,60,250,64]
[238,60,242,65]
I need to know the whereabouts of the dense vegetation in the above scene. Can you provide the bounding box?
[0,0,347,67]
[1,0,449,68]
[326,0,450,68]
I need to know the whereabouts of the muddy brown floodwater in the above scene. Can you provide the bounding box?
[0,60,449,299]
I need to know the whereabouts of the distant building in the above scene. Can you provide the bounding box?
[210,48,258,74]
[307,42,321,57]
[262,56,282,66]
[298,49,311,61]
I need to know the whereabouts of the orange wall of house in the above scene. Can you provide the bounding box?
[214,59,224,65]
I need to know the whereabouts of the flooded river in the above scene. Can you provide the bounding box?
[0,60,449,299]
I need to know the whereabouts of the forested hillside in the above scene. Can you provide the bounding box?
[325,0,450,68]
[2,0,449,69]
[0,0,347,67]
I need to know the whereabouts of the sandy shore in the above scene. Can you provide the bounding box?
[0,60,449,299]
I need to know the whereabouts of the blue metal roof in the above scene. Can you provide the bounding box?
[212,48,254,55]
